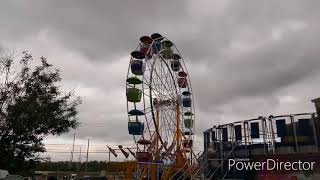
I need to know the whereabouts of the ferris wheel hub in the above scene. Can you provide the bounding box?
[153,98,174,107]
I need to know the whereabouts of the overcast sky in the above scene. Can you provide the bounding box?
[1,0,320,161]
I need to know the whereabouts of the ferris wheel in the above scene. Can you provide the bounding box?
[125,33,195,175]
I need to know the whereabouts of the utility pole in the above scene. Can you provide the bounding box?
[77,147,82,174]
[108,150,111,163]
[85,139,90,174]
[70,133,76,171]
[70,133,76,162]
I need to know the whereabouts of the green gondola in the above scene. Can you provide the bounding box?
[184,119,193,129]
[126,88,142,102]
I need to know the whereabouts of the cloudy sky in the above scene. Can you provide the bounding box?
[1,0,320,161]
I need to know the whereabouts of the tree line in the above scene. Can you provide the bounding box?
[35,161,135,172]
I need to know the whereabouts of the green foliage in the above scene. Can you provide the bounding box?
[35,161,136,173]
[0,51,81,174]
[36,161,106,172]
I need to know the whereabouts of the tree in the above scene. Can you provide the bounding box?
[0,51,81,174]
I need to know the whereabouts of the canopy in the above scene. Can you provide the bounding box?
[151,33,163,41]
[178,71,188,77]
[184,111,193,116]
[162,40,173,48]
[140,36,153,44]
[173,53,181,60]
[127,77,142,84]
[182,91,191,96]
[128,109,145,116]
[131,51,145,59]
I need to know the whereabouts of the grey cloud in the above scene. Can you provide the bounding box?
[0,0,189,60]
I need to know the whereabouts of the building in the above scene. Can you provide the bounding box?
[198,98,320,180]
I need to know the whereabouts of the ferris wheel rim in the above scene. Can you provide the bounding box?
[126,34,196,160]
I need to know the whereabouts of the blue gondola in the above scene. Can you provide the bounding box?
[128,122,144,135]
[152,41,162,53]
[183,97,192,107]
[131,60,145,75]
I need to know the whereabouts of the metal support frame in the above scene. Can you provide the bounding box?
[311,113,319,152]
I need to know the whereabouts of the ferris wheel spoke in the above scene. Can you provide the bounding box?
[159,108,172,143]
[163,112,175,145]
[162,106,176,127]
[152,63,174,99]
[145,60,174,103]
